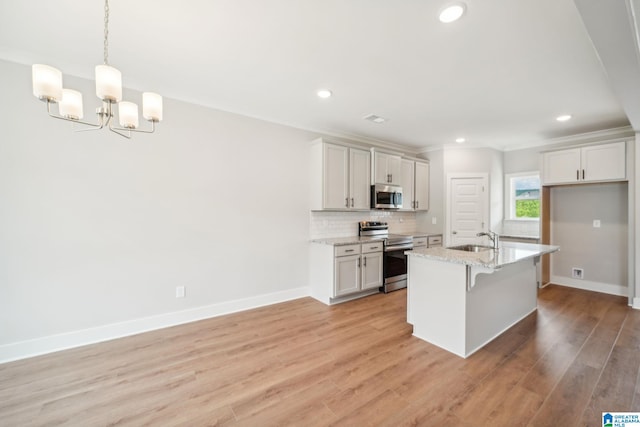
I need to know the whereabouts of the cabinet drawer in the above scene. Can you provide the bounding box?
[362,242,383,253]
[413,237,428,247]
[335,244,361,257]
[428,235,442,246]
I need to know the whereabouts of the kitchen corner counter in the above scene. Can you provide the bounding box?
[407,242,558,269]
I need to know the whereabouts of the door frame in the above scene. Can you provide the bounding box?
[445,173,490,247]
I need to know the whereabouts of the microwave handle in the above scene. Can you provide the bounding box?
[394,192,401,207]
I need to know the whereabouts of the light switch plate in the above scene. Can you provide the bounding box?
[432,217,437,225]
[593,220,601,228]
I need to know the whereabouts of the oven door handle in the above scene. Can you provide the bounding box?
[385,244,413,252]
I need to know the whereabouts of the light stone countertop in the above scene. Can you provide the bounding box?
[407,241,559,269]
[311,231,442,246]
[310,236,386,246]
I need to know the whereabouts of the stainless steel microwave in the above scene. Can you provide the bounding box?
[371,184,403,209]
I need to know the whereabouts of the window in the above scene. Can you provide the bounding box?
[505,172,541,220]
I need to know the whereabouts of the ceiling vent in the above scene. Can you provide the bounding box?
[363,114,388,124]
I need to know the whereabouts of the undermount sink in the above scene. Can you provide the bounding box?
[448,244,494,252]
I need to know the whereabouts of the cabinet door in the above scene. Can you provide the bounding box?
[414,161,430,211]
[542,148,581,185]
[374,153,390,184]
[334,254,361,296]
[581,142,626,182]
[323,144,349,209]
[374,152,402,184]
[361,252,383,290]
[399,159,415,210]
[349,148,371,209]
[387,156,402,185]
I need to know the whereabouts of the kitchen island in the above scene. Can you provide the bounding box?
[406,242,559,358]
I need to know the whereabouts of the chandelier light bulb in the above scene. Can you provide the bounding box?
[59,89,84,120]
[95,65,123,102]
[32,64,63,102]
[118,102,139,129]
[142,92,163,122]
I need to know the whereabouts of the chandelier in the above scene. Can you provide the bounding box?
[31,0,162,138]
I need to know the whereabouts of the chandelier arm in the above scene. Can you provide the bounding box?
[111,120,157,135]
[45,99,105,130]
[108,125,132,139]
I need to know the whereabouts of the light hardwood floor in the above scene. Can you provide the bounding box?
[1,285,639,426]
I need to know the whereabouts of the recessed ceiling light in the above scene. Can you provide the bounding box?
[317,89,332,99]
[556,114,572,122]
[439,2,466,23]
[455,137,466,143]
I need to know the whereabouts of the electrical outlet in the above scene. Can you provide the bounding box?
[175,286,186,298]
[432,217,437,225]
[593,219,601,228]
[572,268,584,279]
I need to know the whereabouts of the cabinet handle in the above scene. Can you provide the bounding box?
[345,249,354,253]
[370,246,379,250]
[363,256,367,267]
[582,169,585,180]
[345,197,349,208]
[416,201,419,209]
[357,258,361,267]
[576,170,579,180]
[351,198,354,207]
[389,174,393,183]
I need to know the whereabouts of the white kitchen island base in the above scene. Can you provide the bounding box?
[407,242,558,358]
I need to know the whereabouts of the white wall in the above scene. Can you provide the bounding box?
[550,183,628,295]
[0,59,319,360]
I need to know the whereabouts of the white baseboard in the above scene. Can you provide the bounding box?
[633,297,640,310]
[0,286,310,364]
[550,275,628,297]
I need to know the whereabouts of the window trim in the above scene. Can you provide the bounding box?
[504,171,540,221]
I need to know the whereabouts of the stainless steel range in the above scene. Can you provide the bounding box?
[359,221,413,293]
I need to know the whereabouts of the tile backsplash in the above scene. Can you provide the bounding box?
[501,220,540,237]
[310,211,417,239]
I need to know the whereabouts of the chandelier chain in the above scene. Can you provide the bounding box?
[103,0,110,65]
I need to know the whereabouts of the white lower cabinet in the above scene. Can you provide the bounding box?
[334,246,361,296]
[310,241,383,304]
[335,243,383,297]
[361,244,383,291]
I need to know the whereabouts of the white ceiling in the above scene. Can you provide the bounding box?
[0,0,637,151]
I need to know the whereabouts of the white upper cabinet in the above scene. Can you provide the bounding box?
[349,148,371,210]
[322,143,349,209]
[542,142,626,185]
[398,158,429,211]
[399,159,415,211]
[542,148,581,184]
[581,142,626,182]
[311,139,371,210]
[373,151,402,185]
[414,161,430,211]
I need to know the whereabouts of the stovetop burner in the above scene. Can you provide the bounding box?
[358,221,413,246]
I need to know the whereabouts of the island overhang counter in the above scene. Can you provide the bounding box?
[406,242,559,358]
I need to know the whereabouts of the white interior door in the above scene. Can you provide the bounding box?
[448,176,488,246]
